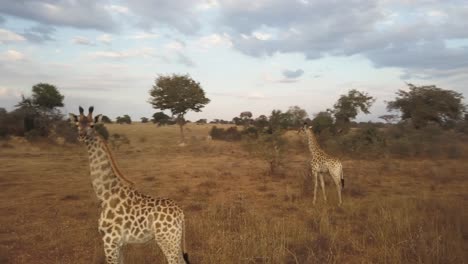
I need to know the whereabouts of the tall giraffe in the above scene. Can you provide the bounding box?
[300,124,344,205]
[69,106,189,264]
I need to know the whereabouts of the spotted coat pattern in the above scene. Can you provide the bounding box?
[71,107,188,264]
[302,125,344,205]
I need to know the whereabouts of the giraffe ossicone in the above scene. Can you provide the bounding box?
[70,106,190,264]
[300,123,344,205]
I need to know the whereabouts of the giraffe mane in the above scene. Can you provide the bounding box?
[97,135,135,186]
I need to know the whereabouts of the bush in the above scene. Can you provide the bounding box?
[95,124,109,140]
[210,126,242,141]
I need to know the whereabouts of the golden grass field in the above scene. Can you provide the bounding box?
[0,123,467,263]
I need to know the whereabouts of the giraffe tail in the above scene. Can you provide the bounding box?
[182,218,190,264]
[340,166,344,189]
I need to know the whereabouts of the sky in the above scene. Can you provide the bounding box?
[0,0,467,122]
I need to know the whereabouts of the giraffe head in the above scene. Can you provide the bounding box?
[69,106,103,141]
[298,122,313,134]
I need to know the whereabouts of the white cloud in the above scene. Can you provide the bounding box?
[165,41,185,51]
[90,48,155,59]
[197,33,232,49]
[97,34,112,44]
[127,32,159,39]
[246,91,266,99]
[72,36,94,46]
[252,31,272,41]
[1,50,25,61]
[0,87,21,98]
[0,28,25,43]
[105,4,130,14]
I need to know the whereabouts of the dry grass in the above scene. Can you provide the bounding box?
[0,123,467,263]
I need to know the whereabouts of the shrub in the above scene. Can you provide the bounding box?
[210,126,242,141]
[95,124,109,140]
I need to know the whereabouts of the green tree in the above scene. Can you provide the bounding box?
[101,115,112,123]
[254,115,269,130]
[268,110,288,132]
[285,106,308,128]
[387,83,466,128]
[239,111,253,127]
[140,117,149,123]
[116,115,132,124]
[311,111,334,134]
[31,83,64,109]
[149,74,210,142]
[331,89,375,130]
[152,112,171,126]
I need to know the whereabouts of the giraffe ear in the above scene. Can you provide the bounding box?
[94,114,103,124]
[69,114,78,125]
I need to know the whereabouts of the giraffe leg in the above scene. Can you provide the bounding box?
[330,167,343,206]
[334,179,342,206]
[155,225,185,264]
[312,170,318,205]
[102,238,122,264]
[155,237,185,264]
[319,173,327,202]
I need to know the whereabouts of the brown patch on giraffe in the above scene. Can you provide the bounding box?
[114,217,123,225]
[124,222,131,229]
[119,190,127,199]
[106,210,115,219]
[109,198,120,208]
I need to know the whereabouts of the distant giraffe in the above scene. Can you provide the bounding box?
[300,124,344,205]
[69,106,189,264]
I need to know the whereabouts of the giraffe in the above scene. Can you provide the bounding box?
[69,106,189,264]
[300,124,344,205]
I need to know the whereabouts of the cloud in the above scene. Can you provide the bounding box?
[176,52,195,67]
[1,50,25,61]
[72,36,94,46]
[97,34,112,44]
[215,0,468,76]
[0,28,25,43]
[22,24,55,43]
[105,4,130,14]
[0,86,21,98]
[0,0,117,31]
[88,46,195,67]
[122,0,204,34]
[197,33,232,49]
[282,69,304,79]
[0,16,5,24]
[127,32,159,39]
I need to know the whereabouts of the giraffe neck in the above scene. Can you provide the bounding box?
[84,135,132,201]
[305,130,322,155]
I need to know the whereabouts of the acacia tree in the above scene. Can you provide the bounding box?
[15,83,65,135]
[331,89,375,131]
[149,74,210,142]
[31,83,64,110]
[387,83,466,128]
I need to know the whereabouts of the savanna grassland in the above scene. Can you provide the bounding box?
[0,123,467,264]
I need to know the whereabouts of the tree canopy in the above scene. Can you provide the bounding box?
[149,74,210,142]
[387,83,466,128]
[31,83,64,110]
[332,89,375,124]
[311,111,334,134]
[149,74,210,117]
[152,112,171,126]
